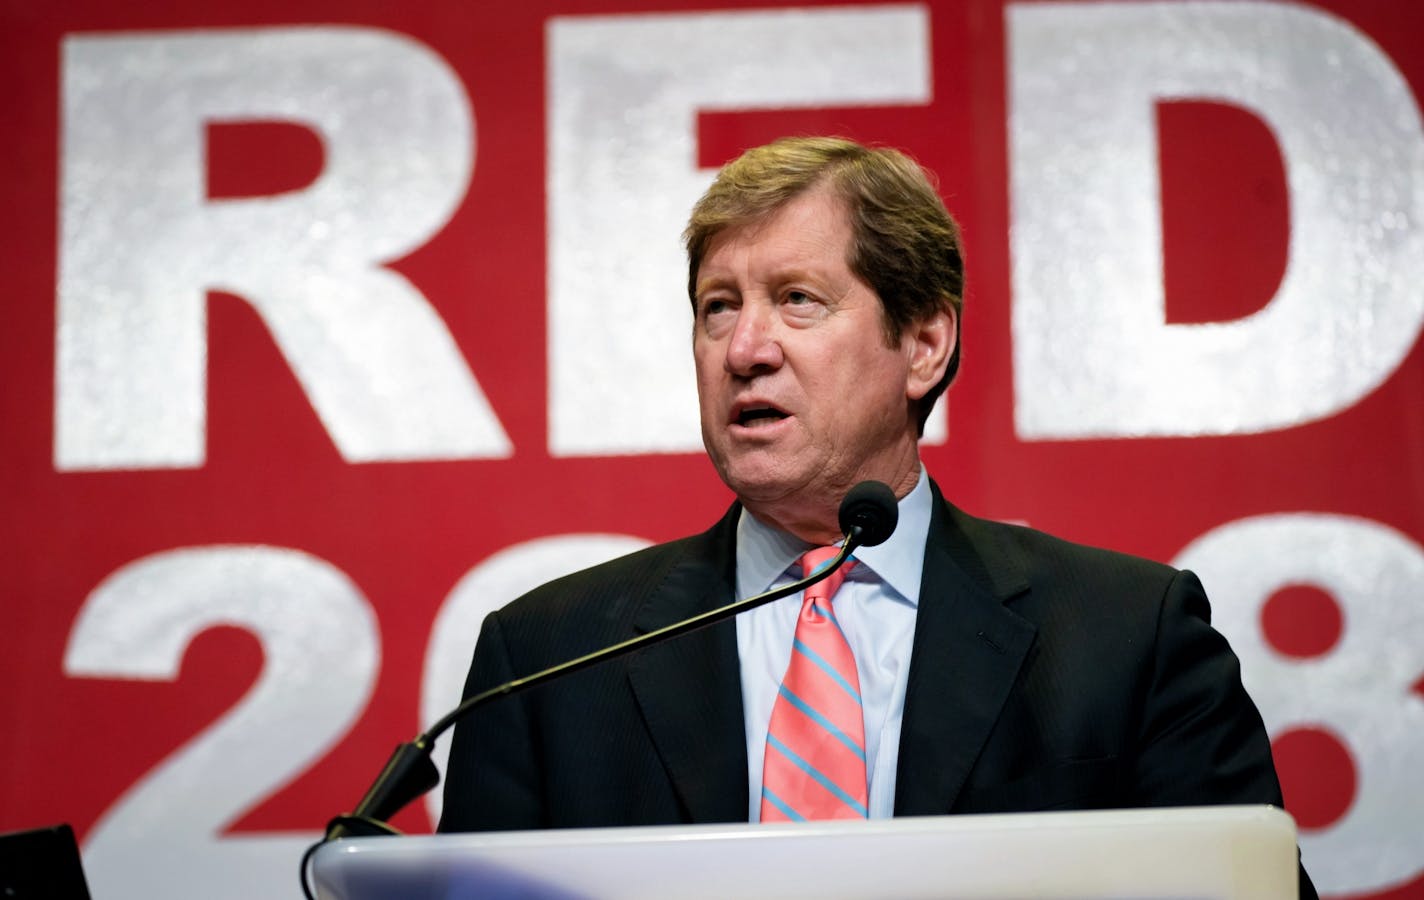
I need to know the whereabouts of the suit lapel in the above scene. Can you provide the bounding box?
[895,488,1037,816]
[626,506,749,823]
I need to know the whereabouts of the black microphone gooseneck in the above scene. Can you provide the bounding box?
[316,480,900,849]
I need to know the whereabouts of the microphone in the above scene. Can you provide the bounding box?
[312,481,901,854]
[839,480,898,547]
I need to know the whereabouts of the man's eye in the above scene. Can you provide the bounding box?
[786,290,813,305]
[699,298,737,335]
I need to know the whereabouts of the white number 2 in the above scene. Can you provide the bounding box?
[64,545,380,899]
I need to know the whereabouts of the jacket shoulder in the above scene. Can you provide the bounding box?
[938,497,1182,599]
[489,505,739,658]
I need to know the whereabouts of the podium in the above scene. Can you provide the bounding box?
[310,805,1298,899]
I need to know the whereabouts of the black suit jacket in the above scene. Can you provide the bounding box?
[440,483,1313,894]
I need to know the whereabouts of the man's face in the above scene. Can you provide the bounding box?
[693,186,940,520]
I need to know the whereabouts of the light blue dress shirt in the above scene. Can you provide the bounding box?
[735,468,931,821]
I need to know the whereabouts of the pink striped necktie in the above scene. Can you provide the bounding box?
[760,546,868,821]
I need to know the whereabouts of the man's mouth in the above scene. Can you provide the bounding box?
[735,405,790,427]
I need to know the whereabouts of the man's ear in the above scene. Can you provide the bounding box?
[905,307,957,401]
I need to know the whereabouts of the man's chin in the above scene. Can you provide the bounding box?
[717,464,820,508]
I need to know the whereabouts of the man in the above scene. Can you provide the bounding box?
[441,136,1313,895]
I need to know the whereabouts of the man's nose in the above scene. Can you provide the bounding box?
[724,302,784,375]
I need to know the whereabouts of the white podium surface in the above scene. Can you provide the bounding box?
[311,805,1299,900]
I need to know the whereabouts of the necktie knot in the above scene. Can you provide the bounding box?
[800,546,855,611]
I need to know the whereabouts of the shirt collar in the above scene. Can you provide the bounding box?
[734,467,932,606]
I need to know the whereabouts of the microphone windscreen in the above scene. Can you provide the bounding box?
[839,481,899,547]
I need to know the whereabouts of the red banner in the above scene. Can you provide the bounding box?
[1,1,1420,897]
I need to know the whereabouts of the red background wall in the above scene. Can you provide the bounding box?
[1,1,1420,897]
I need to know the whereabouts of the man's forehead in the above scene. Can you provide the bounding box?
[694,188,854,287]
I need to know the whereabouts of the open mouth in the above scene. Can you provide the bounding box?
[735,405,789,427]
